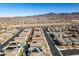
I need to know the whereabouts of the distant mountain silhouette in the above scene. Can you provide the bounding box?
[0,12,79,21]
[36,12,79,16]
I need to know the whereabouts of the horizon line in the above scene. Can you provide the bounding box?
[0,11,79,17]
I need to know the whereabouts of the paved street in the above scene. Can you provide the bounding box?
[43,28,62,56]
[0,29,23,49]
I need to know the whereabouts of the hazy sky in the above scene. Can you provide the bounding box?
[0,3,79,16]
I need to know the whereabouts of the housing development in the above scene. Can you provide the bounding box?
[0,13,79,56]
